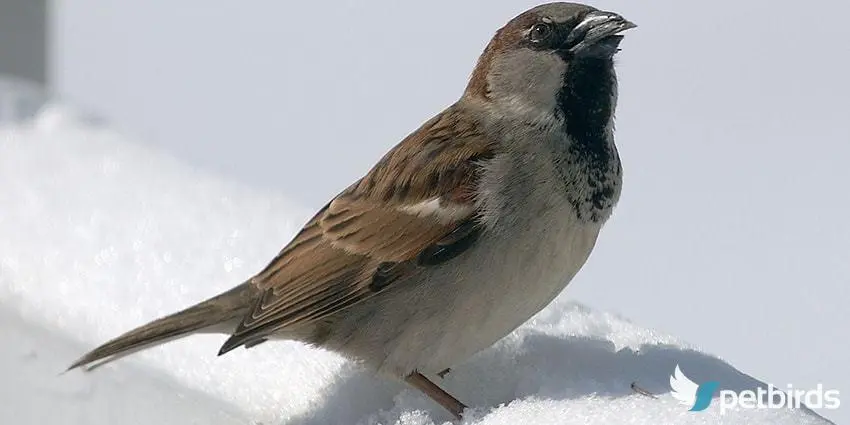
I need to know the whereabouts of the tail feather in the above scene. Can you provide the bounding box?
[67,282,255,371]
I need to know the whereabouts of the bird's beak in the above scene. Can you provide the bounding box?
[566,11,636,57]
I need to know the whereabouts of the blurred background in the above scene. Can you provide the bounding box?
[2,0,848,423]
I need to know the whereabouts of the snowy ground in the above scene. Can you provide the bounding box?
[0,107,835,424]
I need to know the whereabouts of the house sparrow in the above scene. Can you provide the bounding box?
[69,2,635,419]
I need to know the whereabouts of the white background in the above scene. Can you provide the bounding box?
[50,1,850,423]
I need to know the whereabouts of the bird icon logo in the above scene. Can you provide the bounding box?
[670,364,720,411]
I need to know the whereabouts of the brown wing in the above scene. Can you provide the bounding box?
[218,104,496,354]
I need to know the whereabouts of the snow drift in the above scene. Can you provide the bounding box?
[0,104,833,424]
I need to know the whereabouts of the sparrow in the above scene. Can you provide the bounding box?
[69,2,635,420]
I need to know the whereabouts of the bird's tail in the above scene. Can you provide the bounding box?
[67,282,256,371]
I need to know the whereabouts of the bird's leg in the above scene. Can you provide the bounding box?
[405,371,466,419]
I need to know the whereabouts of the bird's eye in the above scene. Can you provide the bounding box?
[529,23,552,43]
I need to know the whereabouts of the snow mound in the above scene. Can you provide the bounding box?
[0,105,832,424]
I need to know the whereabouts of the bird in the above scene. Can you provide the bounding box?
[68,2,635,420]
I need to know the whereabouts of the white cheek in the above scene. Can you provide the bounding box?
[487,50,566,124]
[498,94,562,129]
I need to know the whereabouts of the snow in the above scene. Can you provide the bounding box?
[0,106,834,424]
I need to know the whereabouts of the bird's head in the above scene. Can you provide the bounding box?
[465,2,635,122]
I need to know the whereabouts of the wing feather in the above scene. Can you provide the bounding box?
[219,104,496,354]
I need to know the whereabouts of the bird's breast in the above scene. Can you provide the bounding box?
[396,151,608,373]
[553,133,622,223]
[412,182,603,374]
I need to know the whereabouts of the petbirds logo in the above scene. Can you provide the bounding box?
[670,364,720,411]
[669,364,841,414]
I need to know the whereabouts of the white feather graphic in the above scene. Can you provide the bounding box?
[670,364,699,406]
